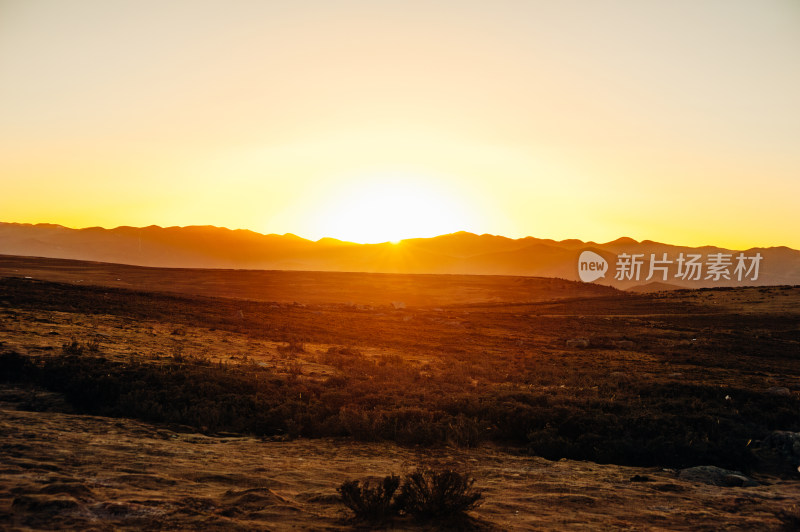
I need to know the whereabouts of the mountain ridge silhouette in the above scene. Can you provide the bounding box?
[1,222,797,289]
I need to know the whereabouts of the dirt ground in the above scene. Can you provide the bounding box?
[1,257,798,530]
[2,392,799,531]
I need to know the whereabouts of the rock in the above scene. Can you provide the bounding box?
[766,386,792,398]
[614,340,636,349]
[391,301,406,309]
[566,338,590,349]
[756,430,800,472]
[678,466,758,487]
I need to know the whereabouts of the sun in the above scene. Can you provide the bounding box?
[311,174,474,244]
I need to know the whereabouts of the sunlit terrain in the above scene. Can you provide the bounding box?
[1,259,799,529]
[2,1,800,529]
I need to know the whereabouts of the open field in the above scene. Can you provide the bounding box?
[3,398,800,531]
[1,256,799,529]
[0,254,615,306]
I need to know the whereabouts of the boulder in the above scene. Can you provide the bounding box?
[755,431,800,474]
[678,466,758,487]
[766,386,792,398]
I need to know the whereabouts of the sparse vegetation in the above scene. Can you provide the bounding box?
[61,338,84,356]
[2,269,800,530]
[60,336,101,356]
[2,345,798,470]
[338,474,401,523]
[337,469,481,523]
[1,277,799,473]
[399,469,482,520]
[86,336,101,353]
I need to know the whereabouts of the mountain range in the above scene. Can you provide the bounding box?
[1,222,798,289]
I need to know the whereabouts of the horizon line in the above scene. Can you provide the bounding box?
[0,221,795,252]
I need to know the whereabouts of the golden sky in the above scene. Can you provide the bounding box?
[1,1,798,247]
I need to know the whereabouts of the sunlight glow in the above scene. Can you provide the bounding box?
[311,174,474,244]
[1,2,798,248]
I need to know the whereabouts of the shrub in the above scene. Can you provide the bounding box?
[399,469,482,520]
[61,338,84,356]
[86,336,101,353]
[338,469,482,523]
[60,336,101,356]
[337,474,401,523]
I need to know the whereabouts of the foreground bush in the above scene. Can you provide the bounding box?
[338,469,481,523]
[338,474,401,523]
[399,469,482,520]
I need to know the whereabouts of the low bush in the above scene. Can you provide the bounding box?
[60,336,101,356]
[337,474,401,523]
[61,338,84,356]
[399,469,482,520]
[1,346,798,471]
[338,469,481,523]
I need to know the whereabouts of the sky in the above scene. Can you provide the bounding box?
[1,0,799,247]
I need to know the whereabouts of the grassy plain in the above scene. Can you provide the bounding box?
[1,257,799,529]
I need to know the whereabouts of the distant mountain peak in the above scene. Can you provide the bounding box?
[606,236,638,245]
[440,231,478,238]
[281,233,307,240]
[316,237,352,245]
[0,223,798,288]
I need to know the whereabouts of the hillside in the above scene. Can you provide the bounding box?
[1,222,799,289]
[1,274,799,529]
[0,255,617,307]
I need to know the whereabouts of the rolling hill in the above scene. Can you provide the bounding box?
[1,222,798,289]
